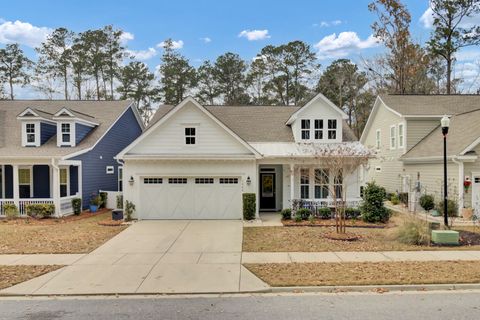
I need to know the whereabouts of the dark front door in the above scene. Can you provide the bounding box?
[260,173,276,210]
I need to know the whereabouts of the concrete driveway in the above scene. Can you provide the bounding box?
[4,220,268,295]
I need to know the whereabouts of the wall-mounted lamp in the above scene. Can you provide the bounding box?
[128,176,135,186]
[246,176,251,185]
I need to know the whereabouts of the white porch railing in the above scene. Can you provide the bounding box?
[0,199,16,217]
[293,198,363,211]
[18,199,55,217]
[0,197,79,217]
[60,195,78,216]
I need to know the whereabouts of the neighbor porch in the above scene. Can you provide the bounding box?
[0,161,81,217]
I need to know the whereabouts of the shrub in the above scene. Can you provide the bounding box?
[3,204,18,219]
[124,200,136,221]
[361,182,391,223]
[71,198,82,215]
[317,207,332,219]
[99,192,108,209]
[419,194,435,212]
[90,193,101,206]
[26,204,55,219]
[435,199,458,217]
[395,218,430,245]
[242,193,256,220]
[390,194,400,205]
[296,208,311,220]
[280,208,292,220]
[385,192,394,201]
[398,192,408,205]
[116,195,123,209]
[345,207,361,219]
[294,213,302,222]
[308,214,315,224]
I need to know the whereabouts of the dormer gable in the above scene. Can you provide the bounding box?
[17,107,56,147]
[53,108,98,147]
[286,93,348,143]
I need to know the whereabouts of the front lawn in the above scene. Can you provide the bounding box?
[245,261,480,286]
[0,211,127,254]
[0,265,63,290]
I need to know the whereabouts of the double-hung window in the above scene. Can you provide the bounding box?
[301,120,310,140]
[18,168,31,198]
[334,171,343,199]
[26,123,36,144]
[300,168,310,199]
[398,123,404,148]
[61,123,71,144]
[390,125,396,149]
[314,169,329,199]
[328,119,337,139]
[60,168,68,197]
[185,127,196,145]
[314,119,323,140]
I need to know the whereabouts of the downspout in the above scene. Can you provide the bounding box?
[452,157,464,214]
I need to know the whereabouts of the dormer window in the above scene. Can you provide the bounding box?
[314,119,323,139]
[21,122,39,147]
[26,124,36,144]
[185,127,196,145]
[57,122,75,147]
[61,123,71,144]
[301,120,310,140]
[328,119,337,139]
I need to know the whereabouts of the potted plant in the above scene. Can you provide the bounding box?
[89,193,101,213]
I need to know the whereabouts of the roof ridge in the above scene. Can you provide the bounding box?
[402,123,441,157]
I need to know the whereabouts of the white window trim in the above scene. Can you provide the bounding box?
[389,125,396,150]
[300,119,311,140]
[300,168,310,199]
[314,119,324,140]
[18,166,33,198]
[59,167,70,198]
[183,125,198,146]
[314,168,329,199]
[327,119,338,141]
[22,122,40,147]
[57,121,76,147]
[398,123,405,149]
[299,118,342,142]
[375,129,381,149]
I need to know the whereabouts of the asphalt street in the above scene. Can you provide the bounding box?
[1,290,480,320]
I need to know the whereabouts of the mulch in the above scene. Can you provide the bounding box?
[0,208,111,225]
[282,218,391,229]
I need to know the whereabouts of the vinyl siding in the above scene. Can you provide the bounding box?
[73,107,143,208]
[33,165,50,198]
[363,101,405,193]
[75,123,93,145]
[40,122,56,145]
[406,119,438,150]
[128,102,253,156]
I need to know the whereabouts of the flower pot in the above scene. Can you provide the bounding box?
[89,205,98,213]
[462,208,473,220]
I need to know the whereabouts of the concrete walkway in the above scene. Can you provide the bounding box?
[0,220,268,295]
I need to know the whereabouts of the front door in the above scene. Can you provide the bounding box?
[260,173,276,210]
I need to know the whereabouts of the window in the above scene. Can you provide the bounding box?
[106,166,114,174]
[375,166,382,172]
[314,119,323,139]
[185,127,196,145]
[26,123,36,144]
[143,178,163,184]
[18,168,31,198]
[390,125,396,149]
[60,168,68,197]
[195,178,214,184]
[219,178,238,184]
[169,178,187,184]
[301,119,310,140]
[334,172,343,199]
[61,123,71,144]
[314,169,329,199]
[118,167,123,191]
[328,119,337,139]
[0,165,3,198]
[375,129,381,149]
[300,168,310,199]
[398,123,404,148]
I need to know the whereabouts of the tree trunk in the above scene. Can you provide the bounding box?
[446,57,452,94]
[64,70,68,100]
[95,71,100,101]
[9,77,13,100]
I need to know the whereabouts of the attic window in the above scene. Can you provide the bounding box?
[61,123,71,144]
[301,120,310,140]
[26,124,36,144]
[185,127,196,145]
[314,119,323,139]
[328,119,337,139]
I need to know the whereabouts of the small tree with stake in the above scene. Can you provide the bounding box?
[300,142,373,234]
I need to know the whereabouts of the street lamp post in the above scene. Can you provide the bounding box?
[441,115,450,228]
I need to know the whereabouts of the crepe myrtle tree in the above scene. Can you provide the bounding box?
[300,142,373,234]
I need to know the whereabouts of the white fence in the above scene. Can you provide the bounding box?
[99,190,122,209]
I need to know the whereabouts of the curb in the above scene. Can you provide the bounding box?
[270,283,480,293]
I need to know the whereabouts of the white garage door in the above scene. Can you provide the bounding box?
[139,176,242,219]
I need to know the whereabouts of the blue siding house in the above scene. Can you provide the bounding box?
[0,100,144,216]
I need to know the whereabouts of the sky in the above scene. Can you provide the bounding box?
[0,0,479,98]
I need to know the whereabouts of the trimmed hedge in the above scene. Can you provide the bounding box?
[317,207,332,219]
[242,193,256,220]
[296,208,311,220]
[26,204,55,219]
[71,198,82,215]
[280,208,292,220]
[3,204,19,219]
[345,207,361,219]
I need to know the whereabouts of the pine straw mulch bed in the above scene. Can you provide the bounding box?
[0,211,127,254]
[0,265,63,290]
[0,208,111,225]
[244,261,480,287]
[282,218,390,228]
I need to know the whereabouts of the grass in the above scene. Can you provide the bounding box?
[243,215,480,252]
[0,211,127,254]
[0,265,63,290]
[245,261,480,287]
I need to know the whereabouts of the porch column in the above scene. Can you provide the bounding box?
[78,164,83,199]
[290,163,295,208]
[458,161,464,212]
[12,165,19,209]
[51,163,61,217]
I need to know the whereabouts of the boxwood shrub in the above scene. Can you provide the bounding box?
[25,204,55,219]
[317,207,331,219]
[3,204,19,219]
[296,208,311,220]
[345,207,361,219]
[71,198,82,215]
[242,193,256,220]
[280,208,292,220]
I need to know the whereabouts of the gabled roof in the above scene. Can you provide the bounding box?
[285,92,348,125]
[17,107,55,121]
[0,100,138,159]
[401,108,480,160]
[148,104,357,143]
[53,107,99,126]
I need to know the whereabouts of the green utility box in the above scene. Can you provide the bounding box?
[431,230,460,245]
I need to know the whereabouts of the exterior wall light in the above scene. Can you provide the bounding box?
[128,176,135,186]
[246,176,251,185]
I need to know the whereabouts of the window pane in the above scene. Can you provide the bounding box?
[301,120,310,129]
[328,130,336,139]
[300,169,309,184]
[62,134,70,143]
[60,169,67,184]
[301,130,310,140]
[19,169,30,184]
[301,185,309,199]
[314,119,323,129]
[328,119,337,129]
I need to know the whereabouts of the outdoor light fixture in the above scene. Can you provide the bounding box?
[441,115,450,227]
[128,176,135,186]
[246,176,251,185]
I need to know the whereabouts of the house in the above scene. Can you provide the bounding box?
[360,94,480,212]
[116,93,368,220]
[0,100,144,217]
